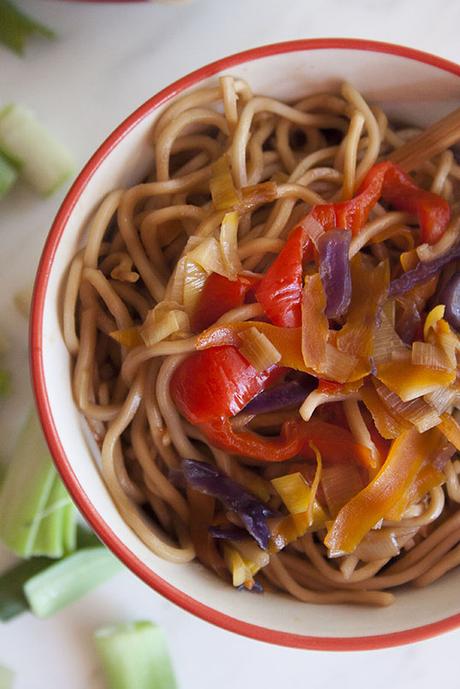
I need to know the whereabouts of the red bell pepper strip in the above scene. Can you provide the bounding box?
[198,416,373,468]
[255,162,449,330]
[192,273,258,332]
[310,161,450,243]
[255,226,312,328]
[170,345,283,424]
[199,417,304,462]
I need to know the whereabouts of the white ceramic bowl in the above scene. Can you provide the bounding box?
[31,39,460,650]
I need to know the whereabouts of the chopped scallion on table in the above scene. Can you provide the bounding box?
[0,557,52,622]
[95,621,178,689]
[0,664,14,689]
[0,153,17,199]
[24,547,123,619]
[0,0,54,55]
[0,409,76,558]
[0,104,74,196]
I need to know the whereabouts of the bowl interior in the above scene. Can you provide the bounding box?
[36,43,460,648]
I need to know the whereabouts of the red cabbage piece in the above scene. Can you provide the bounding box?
[438,271,460,330]
[182,459,274,549]
[317,229,352,319]
[243,378,314,414]
[237,580,264,593]
[389,242,460,297]
[208,525,248,540]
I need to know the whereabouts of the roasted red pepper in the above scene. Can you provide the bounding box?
[192,273,258,332]
[170,345,282,424]
[198,416,373,467]
[311,161,450,243]
[255,226,312,328]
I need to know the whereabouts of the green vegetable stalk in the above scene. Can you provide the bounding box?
[95,621,178,689]
[0,664,14,689]
[0,0,54,55]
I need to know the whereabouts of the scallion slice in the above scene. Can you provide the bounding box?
[0,152,17,198]
[0,0,54,55]
[0,664,14,689]
[0,557,51,622]
[0,411,55,557]
[0,409,77,558]
[94,621,178,689]
[0,104,74,196]
[23,547,122,618]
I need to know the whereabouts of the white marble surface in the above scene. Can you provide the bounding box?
[2,1,460,687]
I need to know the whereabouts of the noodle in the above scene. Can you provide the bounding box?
[64,76,460,606]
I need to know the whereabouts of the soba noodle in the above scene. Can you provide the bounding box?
[63,77,460,607]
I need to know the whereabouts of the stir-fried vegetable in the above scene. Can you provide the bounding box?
[182,459,274,549]
[94,621,177,689]
[192,272,256,332]
[317,229,352,319]
[389,240,460,297]
[244,377,314,414]
[170,345,282,423]
[237,326,281,371]
[199,416,373,467]
[325,427,442,555]
[166,156,460,585]
[438,272,460,330]
[255,226,311,327]
[310,161,450,242]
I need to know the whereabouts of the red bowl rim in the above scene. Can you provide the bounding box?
[30,38,460,651]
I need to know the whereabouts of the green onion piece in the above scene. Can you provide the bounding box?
[95,621,178,689]
[0,664,14,689]
[23,547,123,618]
[0,0,54,55]
[62,503,77,554]
[0,152,17,198]
[0,462,6,487]
[31,475,75,558]
[0,410,55,557]
[0,104,74,196]
[0,370,11,398]
[0,557,51,622]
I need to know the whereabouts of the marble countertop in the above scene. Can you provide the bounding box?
[2,1,460,687]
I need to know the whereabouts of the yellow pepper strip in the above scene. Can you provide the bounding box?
[196,321,308,371]
[269,504,328,553]
[301,274,328,370]
[438,413,460,451]
[376,359,455,402]
[110,326,143,348]
[197,320,366,382]
[324,427,442,556]
[223,544,255,587]
[271,472,312,515]
[271,444,323,527]
[307,442,323,527]
[400,249,419,271]
[385,461,445,521]
[424,305,446,340]
[336,255,389,361]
